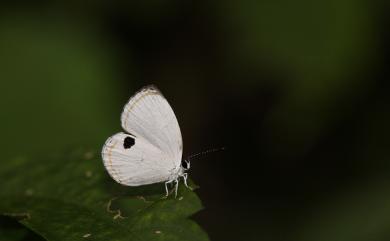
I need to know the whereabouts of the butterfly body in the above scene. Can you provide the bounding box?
[102,85,189,197]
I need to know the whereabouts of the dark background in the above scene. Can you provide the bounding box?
[1,1,390,241]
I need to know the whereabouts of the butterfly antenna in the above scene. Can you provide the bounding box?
[185,147,226,162]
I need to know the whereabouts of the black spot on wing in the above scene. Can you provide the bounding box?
[123,136,135,149]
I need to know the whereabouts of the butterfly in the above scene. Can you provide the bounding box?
[101,85,190,197]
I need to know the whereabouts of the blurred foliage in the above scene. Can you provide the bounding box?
[216,0,375,157]
[0,12,123,160]
[0,149,208,241]
[295,180,390,241]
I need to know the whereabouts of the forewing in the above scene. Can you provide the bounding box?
[102,132,172,186]
[120,85,183,167]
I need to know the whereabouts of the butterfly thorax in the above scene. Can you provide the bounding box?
[168,165,185,182]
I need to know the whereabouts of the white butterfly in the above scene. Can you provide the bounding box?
[101,85,190,197]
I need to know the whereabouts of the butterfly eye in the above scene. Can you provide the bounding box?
[123,136,135,149]
[182,160,190,169]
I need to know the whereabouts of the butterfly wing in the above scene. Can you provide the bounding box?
[102,132,173,186]
[120,85,183,168]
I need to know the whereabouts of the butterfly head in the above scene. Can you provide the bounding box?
[182,160,190,171]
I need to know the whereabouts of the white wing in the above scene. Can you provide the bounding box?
[120,85,183,167]
[102,132,173,186]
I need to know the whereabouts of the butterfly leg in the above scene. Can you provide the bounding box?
[182,173,193,190]
[174,178,179,198]
[165,181,169,197]
[164,179,174,197]
[183,173,188,188]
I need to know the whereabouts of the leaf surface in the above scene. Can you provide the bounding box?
[0,149,208,241]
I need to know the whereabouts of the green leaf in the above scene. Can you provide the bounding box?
[0,216,44,241]
[0,149,209,241]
